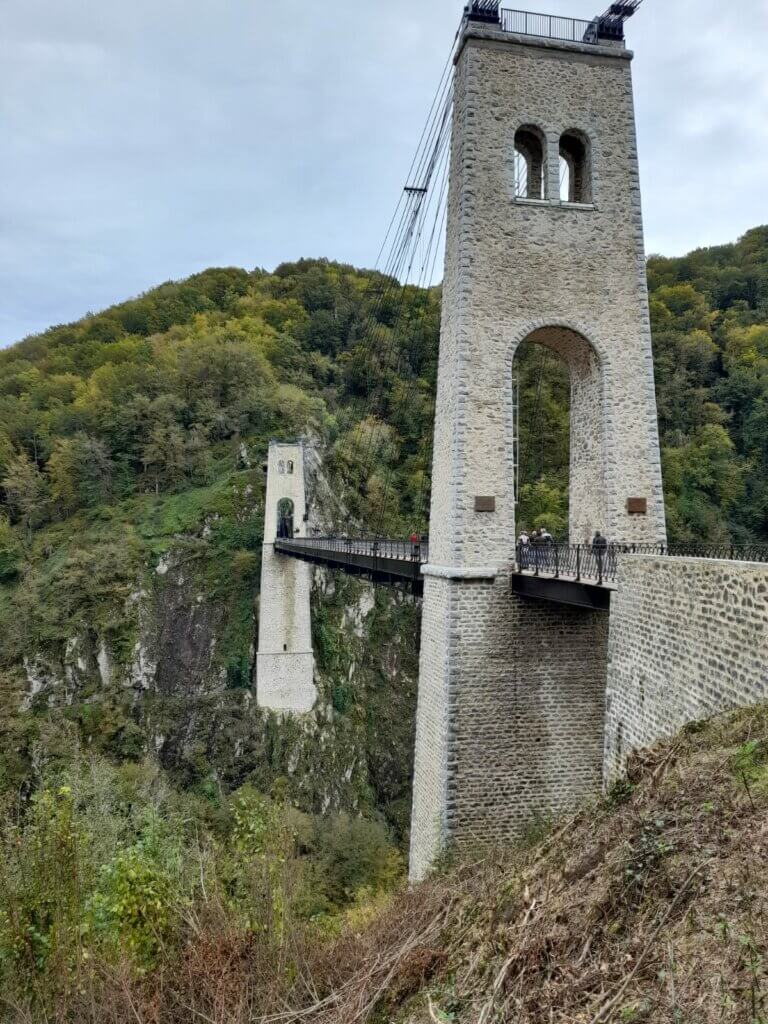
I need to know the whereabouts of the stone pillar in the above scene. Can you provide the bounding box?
[256,441,316,714]
[410,21,665,880]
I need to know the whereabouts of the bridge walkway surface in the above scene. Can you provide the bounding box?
[274,536,428,589]
[274,538,768,609]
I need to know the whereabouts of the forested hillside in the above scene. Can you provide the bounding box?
[0,259,436,804]
[0,228,767,792]
[0,261,437,1014]
[1,230,768,1019]
[2,226,768,564]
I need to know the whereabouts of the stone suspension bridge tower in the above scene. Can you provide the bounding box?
[259,2,768,886]
[409,4,666,879]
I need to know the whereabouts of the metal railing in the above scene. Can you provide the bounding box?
[465,0,500,23]
[276,536,429,564]
[517,542,617,585]
[516,542,768,587]
[499,8,599,44]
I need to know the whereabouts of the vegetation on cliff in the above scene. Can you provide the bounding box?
[0,259,433,818]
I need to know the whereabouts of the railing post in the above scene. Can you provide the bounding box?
[576,545,581,581]
[554,544,559,578]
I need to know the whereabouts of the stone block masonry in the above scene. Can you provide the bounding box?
[256,441,316,714]
[411,570,608,880]
[604,555,768,782]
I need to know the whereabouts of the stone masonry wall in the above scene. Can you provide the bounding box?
[450,575,608,842]
[605,556,768,782]
[410,571,608,880]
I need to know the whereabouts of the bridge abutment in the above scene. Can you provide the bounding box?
[604,555,768,782]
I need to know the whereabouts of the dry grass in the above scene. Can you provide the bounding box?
[6,704,768,1023]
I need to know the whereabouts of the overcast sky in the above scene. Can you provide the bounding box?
[2,0,767,347]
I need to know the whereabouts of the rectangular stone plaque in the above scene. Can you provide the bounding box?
[627,497,648,515]
[474,496,496,513]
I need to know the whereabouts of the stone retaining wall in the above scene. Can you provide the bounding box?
[604,555,768,781]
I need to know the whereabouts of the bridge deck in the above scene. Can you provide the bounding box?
[512,570,615,610]
[274,537,427,589]
[274,537,617,607]
[273,538,768,609]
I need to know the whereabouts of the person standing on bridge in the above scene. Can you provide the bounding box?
[517,530,530,570]
[592,530,608,579]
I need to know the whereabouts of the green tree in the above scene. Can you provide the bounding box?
[2,450,47,534]
[0,515,21,581]
[48,433,114,515]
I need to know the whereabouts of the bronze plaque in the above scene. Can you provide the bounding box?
[627,497,648,515]
[474,496,496,513]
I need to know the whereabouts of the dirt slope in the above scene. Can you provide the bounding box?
[304,704,768,1024]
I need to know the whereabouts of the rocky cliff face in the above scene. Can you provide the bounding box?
[1,461,419,838]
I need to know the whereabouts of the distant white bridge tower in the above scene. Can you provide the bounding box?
[256,441,317,713]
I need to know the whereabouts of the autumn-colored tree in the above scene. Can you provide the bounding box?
[2,450,47,535]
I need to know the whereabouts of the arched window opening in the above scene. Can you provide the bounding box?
[514,125,546,200]
[559,131,591,204]
[287,460,294,475]
[512,326,604,545]
[278,460,285,475]
[277,498,295,538]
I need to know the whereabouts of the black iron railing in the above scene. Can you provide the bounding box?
[499,8,599,43]
[465,0,501,23]
[518,542,617,584]
[517,542,768,586]
[277,536,428,564]
[465,4,634,44]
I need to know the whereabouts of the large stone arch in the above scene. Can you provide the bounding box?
[505,321,611,544]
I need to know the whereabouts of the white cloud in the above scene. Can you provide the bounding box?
[1,0,767,344]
